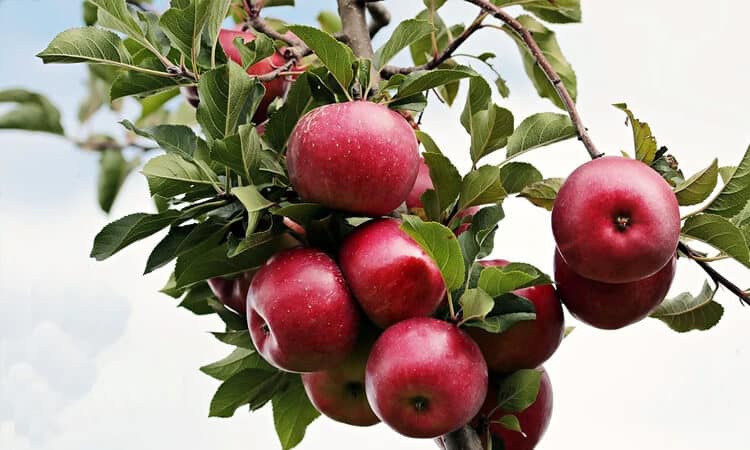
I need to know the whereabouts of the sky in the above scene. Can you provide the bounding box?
[1,1,749,450]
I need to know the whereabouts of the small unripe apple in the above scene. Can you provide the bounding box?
[287,101,420,216]
[218,28,295,123]
[551,156,680,283]
[365,317,488,438]
[467,260,564,374]
[301,333,380,427]
[406,158,432,209]
[475,367,553,450]
[247,248,360,373]
[339,219,446,328]
[554,249,676,329]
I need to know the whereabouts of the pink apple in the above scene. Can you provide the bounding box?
[454,206,482,236]
[301,334,380,427]
[475,367,553,450]
[551,156,680,283]
[339,219,446,328]
[365,317,488,438]
[406,158,432,209]
[287,101,420,216]
[554,249,676,329]
[467,260,564,374]
[247,248,360,372]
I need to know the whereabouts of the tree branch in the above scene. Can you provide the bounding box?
[381,11,487,77]
[337,0,375,59]
[366,2,391,38]
[463,0,603,160]
[678,242,750,306]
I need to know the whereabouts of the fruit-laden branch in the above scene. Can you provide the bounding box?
[678,242,750,306]
[463,0,602,160]
[380,11,488,77]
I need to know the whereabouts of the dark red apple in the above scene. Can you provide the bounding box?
[554,249,676,329]
[406,158,432,209]
[476,367,553,450]
[467,260,564,374]
[551,156,680,283]
[287,101,420,216]
[339,219,446,328]
[218,28,295,123]
[207,271,255,314]
[301,334,380,427]
[454,206,482,236]
[365,317,488,438]
[247,248,360,373]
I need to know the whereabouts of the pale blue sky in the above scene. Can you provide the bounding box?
[2,2,750,450]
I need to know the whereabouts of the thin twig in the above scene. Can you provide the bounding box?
[366,3,391,38]
[679,242,750,306]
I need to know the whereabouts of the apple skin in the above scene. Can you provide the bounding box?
[554,249,676,329]
[454,206,482,236]
[247,248,361,373]
[475,367,553,450]
[551,156,680,283]
[339,219,446,328]
[287,101,420,216]
[301,333,380,427]
[208,271,256,314]
[467,260,564,374]
[218,28,294,123]
[365,317,488,439]
[406,158,432,209]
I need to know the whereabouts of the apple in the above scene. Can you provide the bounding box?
[365,317,488,438]
[301,333,380,427]
[406,158,432,209]
[554,249,676,329]
[467,260,564,374]
[551,156,680,283]
[247,247,361,373]
[207,271,255,314]
[287,101,420,216]
[454,206,482,236]
[218,28,295,123]
[339,218,446,328]
[475,367,553,450]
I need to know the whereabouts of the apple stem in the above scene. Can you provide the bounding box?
[679,242,750,306]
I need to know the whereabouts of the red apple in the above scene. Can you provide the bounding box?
[287,101,420,216]
[551,156,680,283]
[476,367,553,450]
[218,28,295,123]
[467,260,564,374]
[454,206,482,236]
[301,334,380,427]
[339,219,446,328]
[554,249,676,329]
[406,158,432,209]
[247,248,360,372]
[365,317,488,438]
[207,271,255,314]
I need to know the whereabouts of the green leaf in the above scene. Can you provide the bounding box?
[459,166,508,210]
[144,224,197,274]
[460,76,492,134]
[682,214,750,268]
[0,89,64,135]
[460,288,495,321]
[160,0,210,59]
[416,130,443,154]
[496,369,542,413]
[423,152,462,218]
[197,63,265,141]
[469,105,515,163]
[375,19,434,69]
[234,34,275,70]
[209,369,283,417]
[288,25,355,92]
[706,145,750,219]
[316,11,342,34]
[212,330,254,349]
[495,414,523,434]
[674,159,718,206]
[400,215,465,291]
[205,0,233,64]
[232,185,273,236]
[212,124,262,182]
[503,15,576,109]
[613,103,658,164]
[201,347,274,381]
[506,113,576,158]
[499,162,543,194]
[395,67,476,100]
[518,177,563,211]
[479,263,551,297]
[272,377,321,450]
[520,0,582,24]
[110,62,184,100]
[272,203,328,229]
[457,205,505,272]
[89,0,149,43]
[468,311,536,334]
[651,282,724,332]
[141,153,218,197]
[97,149,134,213]
[122,120,197,158]
[265,72,320,150]
[37,27,140,70]
[719,166,736,184]
[91,210,180,261]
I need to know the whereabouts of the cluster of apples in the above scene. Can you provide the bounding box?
[209,100,563,449]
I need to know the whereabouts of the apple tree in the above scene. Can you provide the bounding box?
[2,0,749,449]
